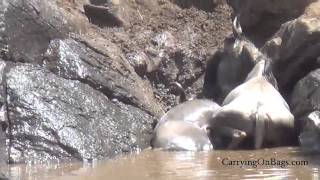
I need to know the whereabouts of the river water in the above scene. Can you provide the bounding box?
[2,147,320,180]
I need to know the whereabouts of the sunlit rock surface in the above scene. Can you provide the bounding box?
[0,0,235,163]
[262,1,320,95]
[291,69,320,152]
[0,60,7,165]
[299,111,320,152]
[227,0,316,46]
[6,64,154,163]
[3,0,81,63]
[44,38,163,116]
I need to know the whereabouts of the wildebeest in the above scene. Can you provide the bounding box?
[209,58,295,149]
[151,99,221,151]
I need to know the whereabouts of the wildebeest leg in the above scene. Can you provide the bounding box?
[254,106,266,149]
[214,126,247,149]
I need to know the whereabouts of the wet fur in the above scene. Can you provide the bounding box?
[211,60,295,149]
[151,99,221,151]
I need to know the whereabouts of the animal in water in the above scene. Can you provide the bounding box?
[209,58,295,149]
[151,99,221,151]
[204,16,263,103]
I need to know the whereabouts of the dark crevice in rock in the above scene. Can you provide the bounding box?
[42,126,82,160]
[83,4,124,27]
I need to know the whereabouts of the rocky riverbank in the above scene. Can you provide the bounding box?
[0,0,319,167]
[0,0,231,164]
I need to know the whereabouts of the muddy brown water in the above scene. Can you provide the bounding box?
[2,147,320,180]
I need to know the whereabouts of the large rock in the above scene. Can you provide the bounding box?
[43,38,163,116]
[6,64,155,163]
[291,69,320,151]
[262,1,320,96]
[298,111,320,152]
[0,0,8,59]
[291,69,320,121]
[0,60,7,165]
[3,0,88,63]
[227,0,316,45]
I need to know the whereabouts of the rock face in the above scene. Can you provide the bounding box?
[290,69,320,151]
[43,38,163,116]
[0,60,7,165]
[291,69,320,126]
[6,64,154,163]
[0,0,232,164]
[227,0,316,46]
[262,1,320,95]
[2,0,87,63]
[299,111,320,152]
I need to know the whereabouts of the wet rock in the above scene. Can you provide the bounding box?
[151,31,176,49]
[150,31,207,88]
[227,0,316,46]
[291,69,320,122]
[0,60,7,165]
[3,0,88,63]
[262,1,320,95]
[299,111,320,152]
[44,38,163,116]
[126,51,150,76]
[6,64,155,163]
[203,36,258,103]
[291,69,320,151]
[0,0,8,57]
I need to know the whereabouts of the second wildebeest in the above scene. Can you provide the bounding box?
[210,59,295,149]
[151,99,221,151]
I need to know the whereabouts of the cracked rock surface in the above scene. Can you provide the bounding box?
[7,64,154,164]
[0,0,232,164]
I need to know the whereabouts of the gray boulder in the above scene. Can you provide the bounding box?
[227,0,316,45]
[3,0,88,63]
[261,1,320,95]
[299,111,320,152]
[43,38,163,116]
[291,69,320,151]
[6,64,154,163]
[0,60,7,165]
[291,69,320,124]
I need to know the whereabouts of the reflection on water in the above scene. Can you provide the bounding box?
[2,147,320,180]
